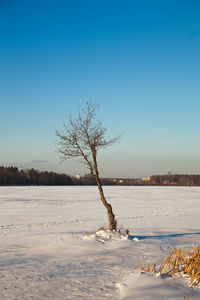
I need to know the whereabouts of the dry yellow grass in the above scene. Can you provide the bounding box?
[137,245,200,287]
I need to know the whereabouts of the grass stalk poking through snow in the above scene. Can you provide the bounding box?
[137,245,200,287]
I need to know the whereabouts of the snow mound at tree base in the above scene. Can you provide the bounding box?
[82,229,129,242]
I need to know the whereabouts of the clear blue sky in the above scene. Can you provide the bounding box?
[0,0,200,178]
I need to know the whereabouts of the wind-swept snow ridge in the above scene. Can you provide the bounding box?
[118,272,200,300]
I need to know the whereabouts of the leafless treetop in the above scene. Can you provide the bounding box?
[55,102,119,176]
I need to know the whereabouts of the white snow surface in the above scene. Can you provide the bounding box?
[0,186,200,299]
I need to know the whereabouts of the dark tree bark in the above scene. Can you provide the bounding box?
[91,148,117,231]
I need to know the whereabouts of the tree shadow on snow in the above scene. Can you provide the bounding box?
[128,232,200,240]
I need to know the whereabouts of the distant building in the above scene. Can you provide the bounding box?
[142,177,150,182]
[163,179,170,185]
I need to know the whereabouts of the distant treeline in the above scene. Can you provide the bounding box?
[150,174,200,186]
[0,166,73,186]
[1,166,200,186]
[0,167,113,186]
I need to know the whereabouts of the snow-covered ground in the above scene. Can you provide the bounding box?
[0,186,200,299]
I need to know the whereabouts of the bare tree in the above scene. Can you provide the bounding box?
[55,102,119,231]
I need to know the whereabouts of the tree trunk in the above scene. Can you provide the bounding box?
[92,148,117,231]
[95,174,117,231]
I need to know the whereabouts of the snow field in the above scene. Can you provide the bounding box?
[0,186,200,299]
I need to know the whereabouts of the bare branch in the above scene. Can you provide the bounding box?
[55,102,119,171]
